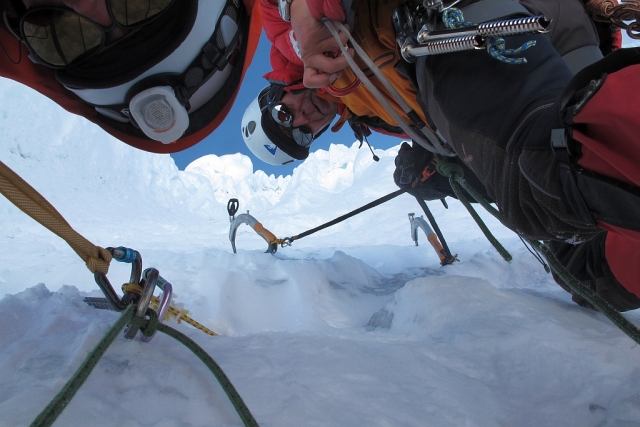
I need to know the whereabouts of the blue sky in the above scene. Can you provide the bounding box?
[169,33,402,177]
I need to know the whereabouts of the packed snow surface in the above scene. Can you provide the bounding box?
[2,70,640,427]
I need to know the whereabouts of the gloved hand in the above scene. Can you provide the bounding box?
[393,142,449,200]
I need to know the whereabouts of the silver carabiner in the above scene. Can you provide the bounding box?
[140,272,173,343]
[93,246,142,311]
[124,268,158,340]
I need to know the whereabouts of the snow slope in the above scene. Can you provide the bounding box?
[2,72,640,427]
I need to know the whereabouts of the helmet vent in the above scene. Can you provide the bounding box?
[246,120,256,136]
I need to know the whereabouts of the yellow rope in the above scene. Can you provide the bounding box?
[122,283,218,336]
[0,161,111,274]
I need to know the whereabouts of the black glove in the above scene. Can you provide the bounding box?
[393,142,450,200]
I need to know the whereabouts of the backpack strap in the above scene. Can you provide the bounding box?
[557,47,640,233]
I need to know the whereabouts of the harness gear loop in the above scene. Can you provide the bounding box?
[0,160,112,275]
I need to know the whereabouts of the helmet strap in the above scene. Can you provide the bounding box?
[267,83,286,104]
[286,82,307,94]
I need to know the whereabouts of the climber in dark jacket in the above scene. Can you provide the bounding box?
[249,0,640,311]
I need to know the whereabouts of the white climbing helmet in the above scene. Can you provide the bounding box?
[241,86,312,165]
[54,0,245,145]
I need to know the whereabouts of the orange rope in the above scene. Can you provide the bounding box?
[0,161,111,274]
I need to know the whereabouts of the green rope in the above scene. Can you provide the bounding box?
[435,156,512,262]
[31,306,259,427]
[140,319,260,427]
[31,305,136,427]
[528,239,640,344]
[434,155,640,345]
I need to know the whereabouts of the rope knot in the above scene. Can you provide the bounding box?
[85,246,112,275]
[487,37,536,65]
[443,8,475,28]
[436,157,465,181]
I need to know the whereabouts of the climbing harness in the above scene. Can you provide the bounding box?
[323,6,541,157]
[408,212,458,265]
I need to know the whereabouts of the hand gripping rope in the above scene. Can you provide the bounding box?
[322,20,455,157]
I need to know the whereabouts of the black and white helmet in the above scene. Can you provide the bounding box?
[241,85,313,165]
[55,0,246,145]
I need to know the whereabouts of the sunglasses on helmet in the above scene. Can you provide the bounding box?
[12,0,174,68]
[267,102,314,148]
